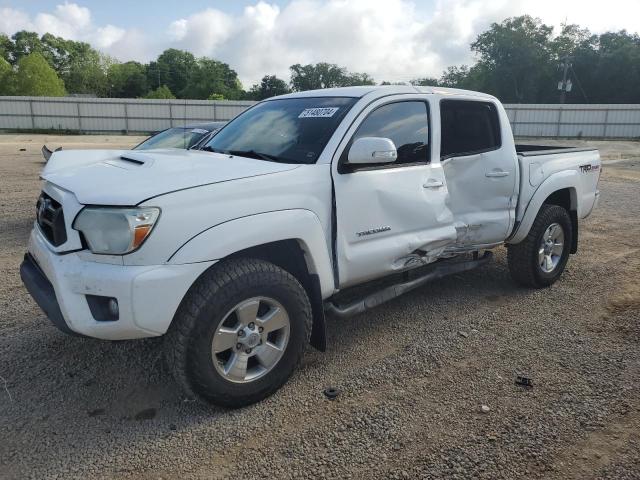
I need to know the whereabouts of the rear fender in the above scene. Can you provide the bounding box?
[508,171,578,245]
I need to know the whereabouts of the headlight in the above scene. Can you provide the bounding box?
[73,207,160,255]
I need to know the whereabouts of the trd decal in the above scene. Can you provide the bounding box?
[579,164,600,173]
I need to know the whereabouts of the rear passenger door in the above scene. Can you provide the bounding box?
[439,99,517,246]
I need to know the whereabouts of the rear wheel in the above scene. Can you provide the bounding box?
[507,204,572,288]
[164,258,312,407]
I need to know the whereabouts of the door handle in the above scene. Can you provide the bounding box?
[423,179,444,188]
[485,171,509,178]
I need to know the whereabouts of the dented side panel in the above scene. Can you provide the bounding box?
[439,98,519,248]
[334,163,457,287]
[331,94,458,288]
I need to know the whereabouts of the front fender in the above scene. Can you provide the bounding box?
[168,209,336,298]
[508,170,578,245]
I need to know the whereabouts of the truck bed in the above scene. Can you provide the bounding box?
[514,144,601,237]
[515,144,598,156]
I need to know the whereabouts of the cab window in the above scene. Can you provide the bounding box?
[343,101,430,169]
[440,100,501,158]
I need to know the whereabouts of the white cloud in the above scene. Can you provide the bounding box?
[0,7,34,33]
[33,2,91,38]
[1,0,640,87]
[168,8,234,56]
[161,0,640,87]
[0,2,151,60]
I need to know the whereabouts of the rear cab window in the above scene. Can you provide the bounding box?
[440,100,501,159]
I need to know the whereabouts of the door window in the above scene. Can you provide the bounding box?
[440,100,501,158]
[342,101,430,170]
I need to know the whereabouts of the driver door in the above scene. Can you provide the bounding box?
[332,97,457,288]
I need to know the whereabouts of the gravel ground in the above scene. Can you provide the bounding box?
[0,135,639,479]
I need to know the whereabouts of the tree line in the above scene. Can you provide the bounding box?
[1,16,639,103]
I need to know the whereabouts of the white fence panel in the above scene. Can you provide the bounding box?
[1,96,639,138]
[504,104,640,138]
[0,96,255,134]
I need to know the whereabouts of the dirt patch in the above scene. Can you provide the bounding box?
[0,135,639,479]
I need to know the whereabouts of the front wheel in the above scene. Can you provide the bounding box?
[507,204,573,288]
[164,258,312,407]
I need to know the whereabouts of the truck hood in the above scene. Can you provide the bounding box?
[42,149,299,205]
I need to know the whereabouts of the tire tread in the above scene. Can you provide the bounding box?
[507,204,572,288]
[164,258,312,407]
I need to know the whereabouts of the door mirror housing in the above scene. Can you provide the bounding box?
[346,137,397,165]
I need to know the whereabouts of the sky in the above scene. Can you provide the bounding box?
[1,0,639,88]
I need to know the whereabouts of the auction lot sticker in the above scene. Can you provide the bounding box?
[299,107,339,118]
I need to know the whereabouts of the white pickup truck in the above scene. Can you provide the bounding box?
[21,86,601,407]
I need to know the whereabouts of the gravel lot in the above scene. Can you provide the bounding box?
[1,134,639,479]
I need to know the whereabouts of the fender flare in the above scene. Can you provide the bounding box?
[508,171,578,245]
[168,209,336,299]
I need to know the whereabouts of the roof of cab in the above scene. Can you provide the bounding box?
[271,85,497,101]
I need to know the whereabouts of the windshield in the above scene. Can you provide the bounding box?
[203,97,357,164]
[135,127,210,150]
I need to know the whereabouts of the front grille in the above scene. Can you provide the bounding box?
[36,192,67,246]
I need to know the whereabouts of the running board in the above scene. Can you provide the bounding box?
[324,251,493,318]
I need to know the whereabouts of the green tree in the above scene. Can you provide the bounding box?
[181,58,244,99]
[586,31,640,103]
[0,58,14,94]
[438,65,490,90]
[0,34,11,62]
[9,31,45,64]
[13,52,65,96]
[58,40,108,95]
[108,61,148,98]
[470,15,555,102]
[248,74,290,100]
[6,32,108,95]
[148,49,196,97]
[551,24,593,58]
[289,63,375,91]
[346,72,375,86]
[144,85,175,99]
[410,77,440,87]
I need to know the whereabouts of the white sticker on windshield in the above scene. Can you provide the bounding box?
[298,107,339,118]
[191,128,209,134]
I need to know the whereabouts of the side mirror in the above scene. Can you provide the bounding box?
[347,137,397,165]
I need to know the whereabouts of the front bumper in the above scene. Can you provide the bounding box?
[21,253,79,336]
[21,227,215,340]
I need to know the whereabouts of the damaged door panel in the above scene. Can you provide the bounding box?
[439,100,518,248]
[332,97,457,288]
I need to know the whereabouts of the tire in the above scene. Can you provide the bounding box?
[507,204,573,288]
[164,258,312,408]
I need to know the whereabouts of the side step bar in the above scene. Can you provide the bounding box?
[324,251,493,318]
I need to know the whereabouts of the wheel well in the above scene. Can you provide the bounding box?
[543,188,578,254]
[227,240,327,351]
[228,239,310,283]
[544,188,575,211]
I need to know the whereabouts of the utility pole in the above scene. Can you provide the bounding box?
[558,56,573,104]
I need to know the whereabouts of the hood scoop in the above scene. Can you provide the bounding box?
[119,155,145,165]
[103,152,155,170]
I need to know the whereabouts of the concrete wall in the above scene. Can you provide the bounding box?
[1,96,639,138]
[0,96,255,133]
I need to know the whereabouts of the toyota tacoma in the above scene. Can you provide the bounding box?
[21,86,601,407]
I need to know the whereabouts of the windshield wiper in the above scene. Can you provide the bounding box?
[226,150,292,163]
[201,145,226,154]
